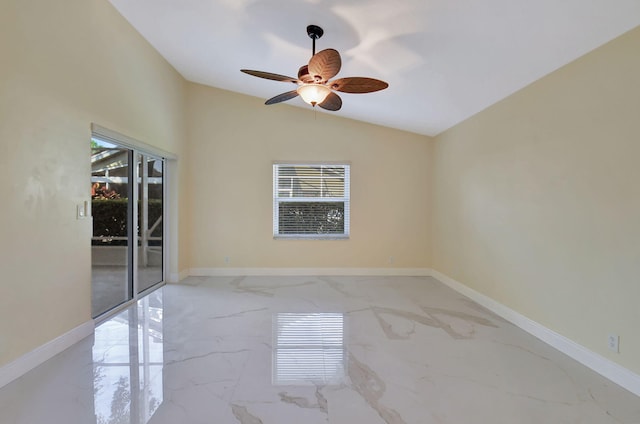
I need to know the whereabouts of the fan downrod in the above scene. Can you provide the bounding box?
[307,25,323,56]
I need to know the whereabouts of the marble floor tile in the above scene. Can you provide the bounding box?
[0,276,638,423]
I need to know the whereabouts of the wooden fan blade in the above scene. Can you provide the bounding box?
[265,90,299,105]
[241,69,298,83]
[329,77,389,93]
[308,49,342,83]
[318,92,342,111]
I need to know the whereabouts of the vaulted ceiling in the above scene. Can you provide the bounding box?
[109,0,640,136]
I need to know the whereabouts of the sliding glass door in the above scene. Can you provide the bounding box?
[91,139,133,317]
[91,139,165,318]
[137,154,164,293]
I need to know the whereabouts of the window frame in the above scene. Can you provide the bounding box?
[273,163,350,240]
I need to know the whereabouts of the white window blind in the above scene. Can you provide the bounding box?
[273,164,350,238]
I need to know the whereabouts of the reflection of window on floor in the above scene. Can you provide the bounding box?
[273,312,346,385]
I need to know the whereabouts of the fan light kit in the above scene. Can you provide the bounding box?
[241,25,388,111]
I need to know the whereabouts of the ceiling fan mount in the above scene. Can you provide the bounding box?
[241,25,388,111]
[306,24,324,40]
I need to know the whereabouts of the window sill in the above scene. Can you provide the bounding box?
[274,234,350,240]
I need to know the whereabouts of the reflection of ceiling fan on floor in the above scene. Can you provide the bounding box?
[241,25,388,111]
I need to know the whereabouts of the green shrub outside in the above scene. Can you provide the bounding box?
[278,202,344,234]
[92,199,163,245]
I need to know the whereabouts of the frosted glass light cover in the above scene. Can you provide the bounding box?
[297,84,331,106]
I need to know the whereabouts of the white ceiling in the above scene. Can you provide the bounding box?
[108,0,640,137]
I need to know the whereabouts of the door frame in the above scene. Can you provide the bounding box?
[91,124,177,323]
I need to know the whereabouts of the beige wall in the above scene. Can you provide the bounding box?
[0,0,186,367]
[185,83,433,270]
[432,27,640,374]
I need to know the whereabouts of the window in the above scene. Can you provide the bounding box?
[273,163,350,238]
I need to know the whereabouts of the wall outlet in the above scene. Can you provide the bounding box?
[607,334,619,353]
[224,256,230,265]
[388,256,395,265]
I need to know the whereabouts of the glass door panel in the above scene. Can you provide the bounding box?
[91,139,133,318]
[137,154,164,293]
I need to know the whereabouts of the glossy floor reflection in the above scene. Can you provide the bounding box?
[1,276,639,424]
[93,292,164,424]
[273,312,346,386]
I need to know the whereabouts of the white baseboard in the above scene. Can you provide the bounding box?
[0,320,94,389]
[429,269,640,397]
[187,267,432,277]
[179,269,190,281]
[168,269,190,283]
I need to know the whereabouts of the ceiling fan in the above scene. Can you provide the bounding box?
[241,25,388,111]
